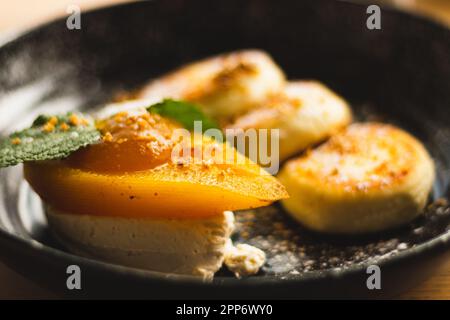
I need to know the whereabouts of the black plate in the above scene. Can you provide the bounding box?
[0,0,449,299]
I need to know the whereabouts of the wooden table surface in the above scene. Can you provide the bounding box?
[0,0,449,300]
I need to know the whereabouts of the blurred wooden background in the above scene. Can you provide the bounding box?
[0,0,449,300]
[0,0,135,34]
[0,0,449,34]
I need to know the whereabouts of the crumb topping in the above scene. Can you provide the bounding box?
[40,114,89,133]
[59,122,70,131]
[69,114,88,127]
[11,137,21,145]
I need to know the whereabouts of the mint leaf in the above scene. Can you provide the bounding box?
[148,99,220,132]
[0,113,101,167]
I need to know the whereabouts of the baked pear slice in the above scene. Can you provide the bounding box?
[278,123,435,234]
[24,110,288,219]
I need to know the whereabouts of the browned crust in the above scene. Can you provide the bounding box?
[286,123,423,192]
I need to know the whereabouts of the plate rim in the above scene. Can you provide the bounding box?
[0,0,449,290]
